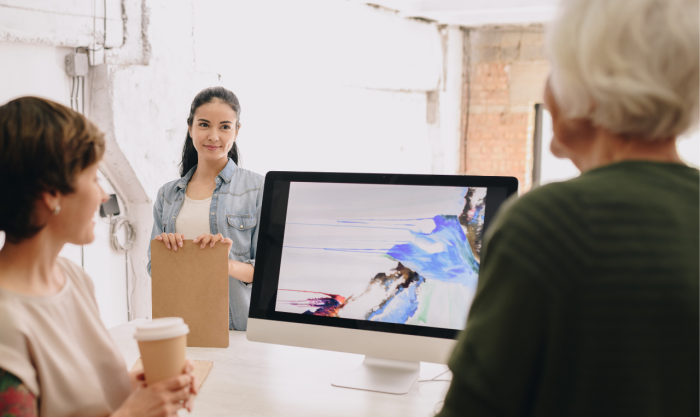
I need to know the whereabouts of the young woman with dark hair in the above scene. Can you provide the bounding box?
[148,87,263,331]
[0,97,197,416]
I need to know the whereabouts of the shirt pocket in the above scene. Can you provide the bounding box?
[227,214,257,256]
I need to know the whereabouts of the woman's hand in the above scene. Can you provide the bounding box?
[182,359,198,410]
[193,233,232,251]
[155,233,184,251]
[115,360,198,417]
[128,367,145,392]
[113,374,192,417]
[193,234,254,282]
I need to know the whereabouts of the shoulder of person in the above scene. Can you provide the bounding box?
[233,167,264,185]
[494,178,587,232]
[56,257,95,297]
[227,167,264,195]
[158,177,184,197]
[483,178,594,266]
[479,179,592,297]
[0,292,24,334]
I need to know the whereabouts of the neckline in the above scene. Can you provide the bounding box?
[586,159,697,175]
[184,195,213,203]
[0,258,73,302]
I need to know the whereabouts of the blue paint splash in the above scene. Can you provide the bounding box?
[385,215,479,286]
[367,273,426,323]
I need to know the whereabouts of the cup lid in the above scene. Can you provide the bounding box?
[134,317,190,342]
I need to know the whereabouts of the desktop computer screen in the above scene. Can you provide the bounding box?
[277,182,491,331]
[248,172,518,394]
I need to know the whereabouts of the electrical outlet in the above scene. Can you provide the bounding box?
[65,53,89,77]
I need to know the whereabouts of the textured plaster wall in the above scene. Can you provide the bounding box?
[0,0,123,49]
[1,0,463,320]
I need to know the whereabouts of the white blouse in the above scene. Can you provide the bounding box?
[175,195,212,239]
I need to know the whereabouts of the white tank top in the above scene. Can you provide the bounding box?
[175,195,212,239]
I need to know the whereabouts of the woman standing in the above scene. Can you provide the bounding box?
[0,97,196,416]
[148,87,263,331]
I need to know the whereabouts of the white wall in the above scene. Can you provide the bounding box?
[1,0,463,320]
[194,0,448,173]
[538,108,580,185]
[678,131,699,168]
[192,1,443,176]
[106,0,454,203]
[0,0,123,49]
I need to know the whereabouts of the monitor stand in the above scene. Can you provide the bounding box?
[331,356,420,395]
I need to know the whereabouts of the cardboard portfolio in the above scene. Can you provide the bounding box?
[151,239,229,348]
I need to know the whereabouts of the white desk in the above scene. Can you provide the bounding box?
[109,321,451,417]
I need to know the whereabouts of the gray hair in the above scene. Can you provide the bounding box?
[547,0,699,140]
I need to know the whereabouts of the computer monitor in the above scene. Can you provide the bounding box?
[247,172,518,394]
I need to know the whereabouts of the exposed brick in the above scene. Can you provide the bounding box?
[462,27,547,192]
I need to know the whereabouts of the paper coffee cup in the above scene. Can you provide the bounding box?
[134,317,190,384]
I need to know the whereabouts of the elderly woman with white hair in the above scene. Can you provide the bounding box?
[437,0,699,416]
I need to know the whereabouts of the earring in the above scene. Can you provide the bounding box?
[53,205,61,215]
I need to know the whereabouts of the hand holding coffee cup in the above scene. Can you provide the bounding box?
[110,318,198,416]
[124,359,199,414]
[113,371,194,417]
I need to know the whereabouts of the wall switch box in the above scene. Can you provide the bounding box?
[65,53,89,77]
[100,194,120,217]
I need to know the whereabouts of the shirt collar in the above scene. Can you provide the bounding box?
[176,158,238,190]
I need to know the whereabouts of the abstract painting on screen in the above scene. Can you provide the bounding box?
[275,183,487,330]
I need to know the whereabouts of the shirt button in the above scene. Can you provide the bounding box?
[172,216,175,219]
[240,225,243,228]
[214,193,218,196]
[211,212,215,215]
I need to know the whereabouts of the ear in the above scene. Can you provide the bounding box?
[233,123,241,141]
[550,117,597,161]
[40,190,61,215]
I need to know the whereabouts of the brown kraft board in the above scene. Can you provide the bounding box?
[151,239,229,348]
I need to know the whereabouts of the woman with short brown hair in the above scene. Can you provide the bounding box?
[0,97,196,416]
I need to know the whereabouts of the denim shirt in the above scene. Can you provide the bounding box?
[147,158,264,330]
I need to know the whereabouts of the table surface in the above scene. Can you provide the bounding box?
[109,320,452,417]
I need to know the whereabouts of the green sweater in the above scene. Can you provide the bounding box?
[438,161,699,417]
